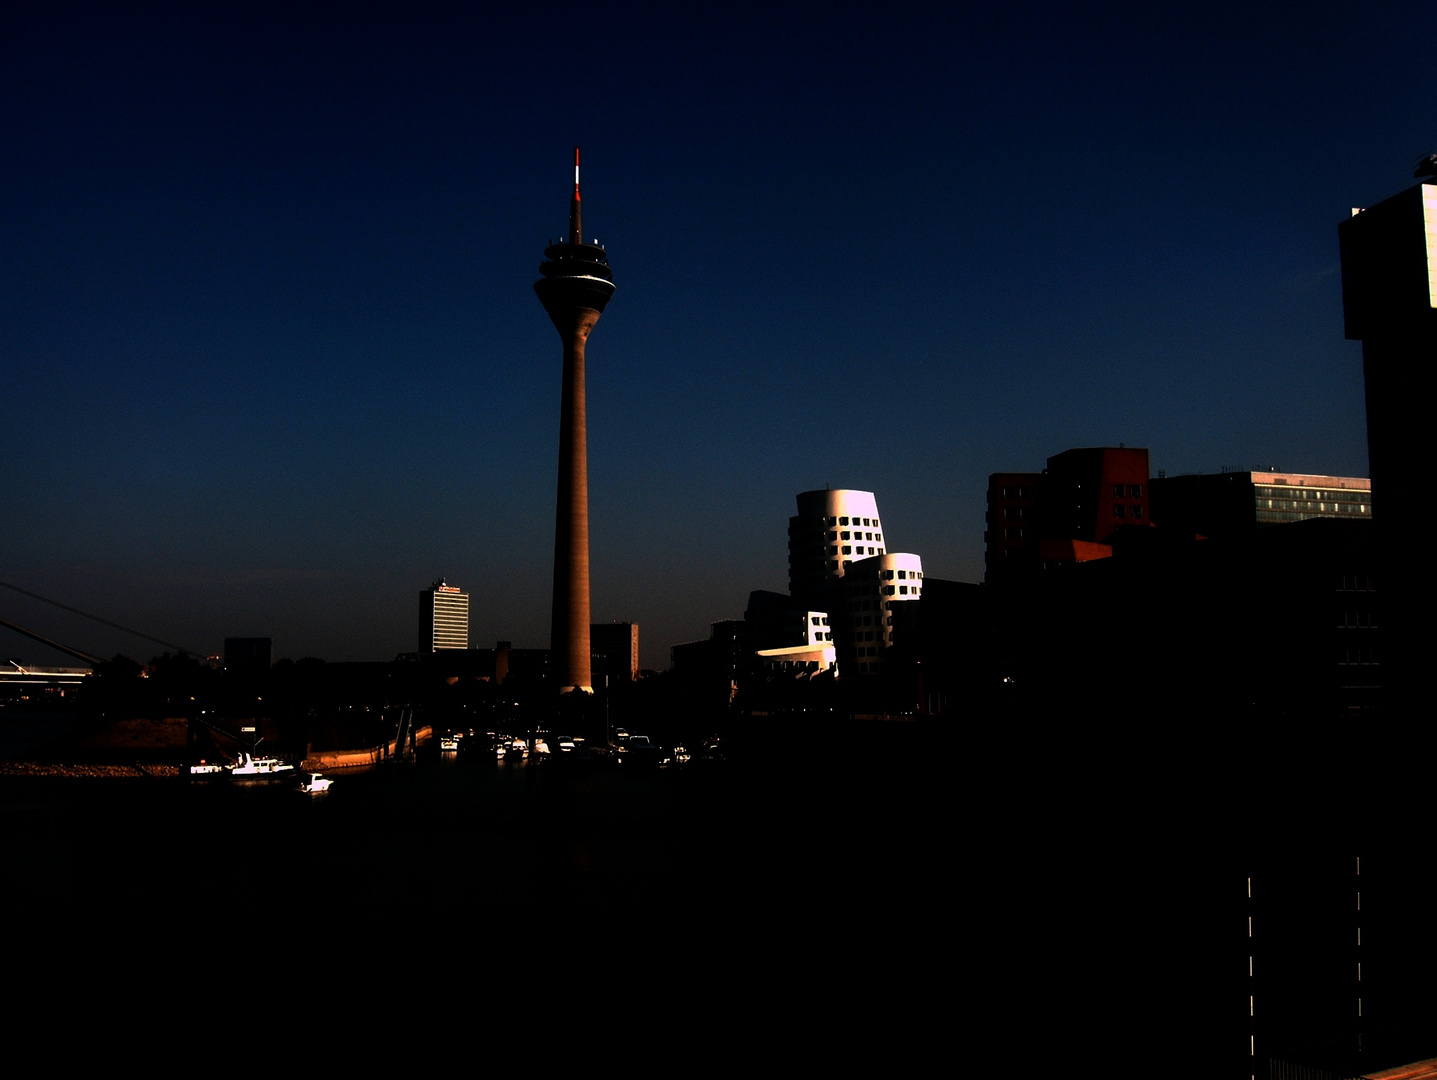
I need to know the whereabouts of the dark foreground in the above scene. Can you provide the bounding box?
[3,718,1432,1074]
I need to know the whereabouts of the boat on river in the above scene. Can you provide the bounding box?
[228,752,297,782]
[297,772,332,795]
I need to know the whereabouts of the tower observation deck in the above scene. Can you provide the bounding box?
[534,148,615,694]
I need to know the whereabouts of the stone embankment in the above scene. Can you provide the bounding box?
[0,721,431,777]
[304,725,432,770]
[0,761,180,778]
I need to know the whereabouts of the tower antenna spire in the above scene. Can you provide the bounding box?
[569,146,582,244]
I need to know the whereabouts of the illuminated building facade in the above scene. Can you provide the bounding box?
[755,642,836,676]
[787,489,888,608]
[835,551,925,676]
[418,578,469,653]
[1151,470,1371,539]
[785,489,925,676]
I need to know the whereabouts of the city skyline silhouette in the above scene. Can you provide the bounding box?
[3,3,1424,668]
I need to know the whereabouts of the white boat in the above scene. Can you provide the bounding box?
[297,772,332,794]
[227,752,297,781]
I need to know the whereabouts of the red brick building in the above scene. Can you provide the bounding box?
[985,446,1151,581]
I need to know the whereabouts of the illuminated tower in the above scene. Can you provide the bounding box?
[534,148,615,693]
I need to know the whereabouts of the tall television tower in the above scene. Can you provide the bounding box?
[534,148,615,693]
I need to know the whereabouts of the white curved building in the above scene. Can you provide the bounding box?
[836,552,925,675]
[788,489,888,606]
[785,490,925,676]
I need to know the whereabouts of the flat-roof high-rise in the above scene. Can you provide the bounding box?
[419,578,468,653]
[1338,173,1437,699]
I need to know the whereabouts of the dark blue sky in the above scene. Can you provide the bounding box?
[3,2,1427,668]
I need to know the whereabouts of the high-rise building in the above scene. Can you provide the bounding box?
[418,579,468,653]
[1338,175,1436,698]
[534,148,615,694]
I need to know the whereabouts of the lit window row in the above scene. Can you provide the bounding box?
[1258,500,1368,514]
[1256,487,1369,502]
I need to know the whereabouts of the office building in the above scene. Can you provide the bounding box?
[744,590,830,650]
[787,489,888,608]
[785,489,928,677]
[671,619,747,706]
[835,552,925,676]
[1151,470,1370,539]
[985,447,1150,581]
[984,471,1042,582]
[1338,173,1436,697]
[534,148,615,694]
[418,579,468,653]
[1041,445,1151,543]
[755,642,836,677]
[590,621,639,684]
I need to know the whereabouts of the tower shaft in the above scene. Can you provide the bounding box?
[550,307,599,692]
